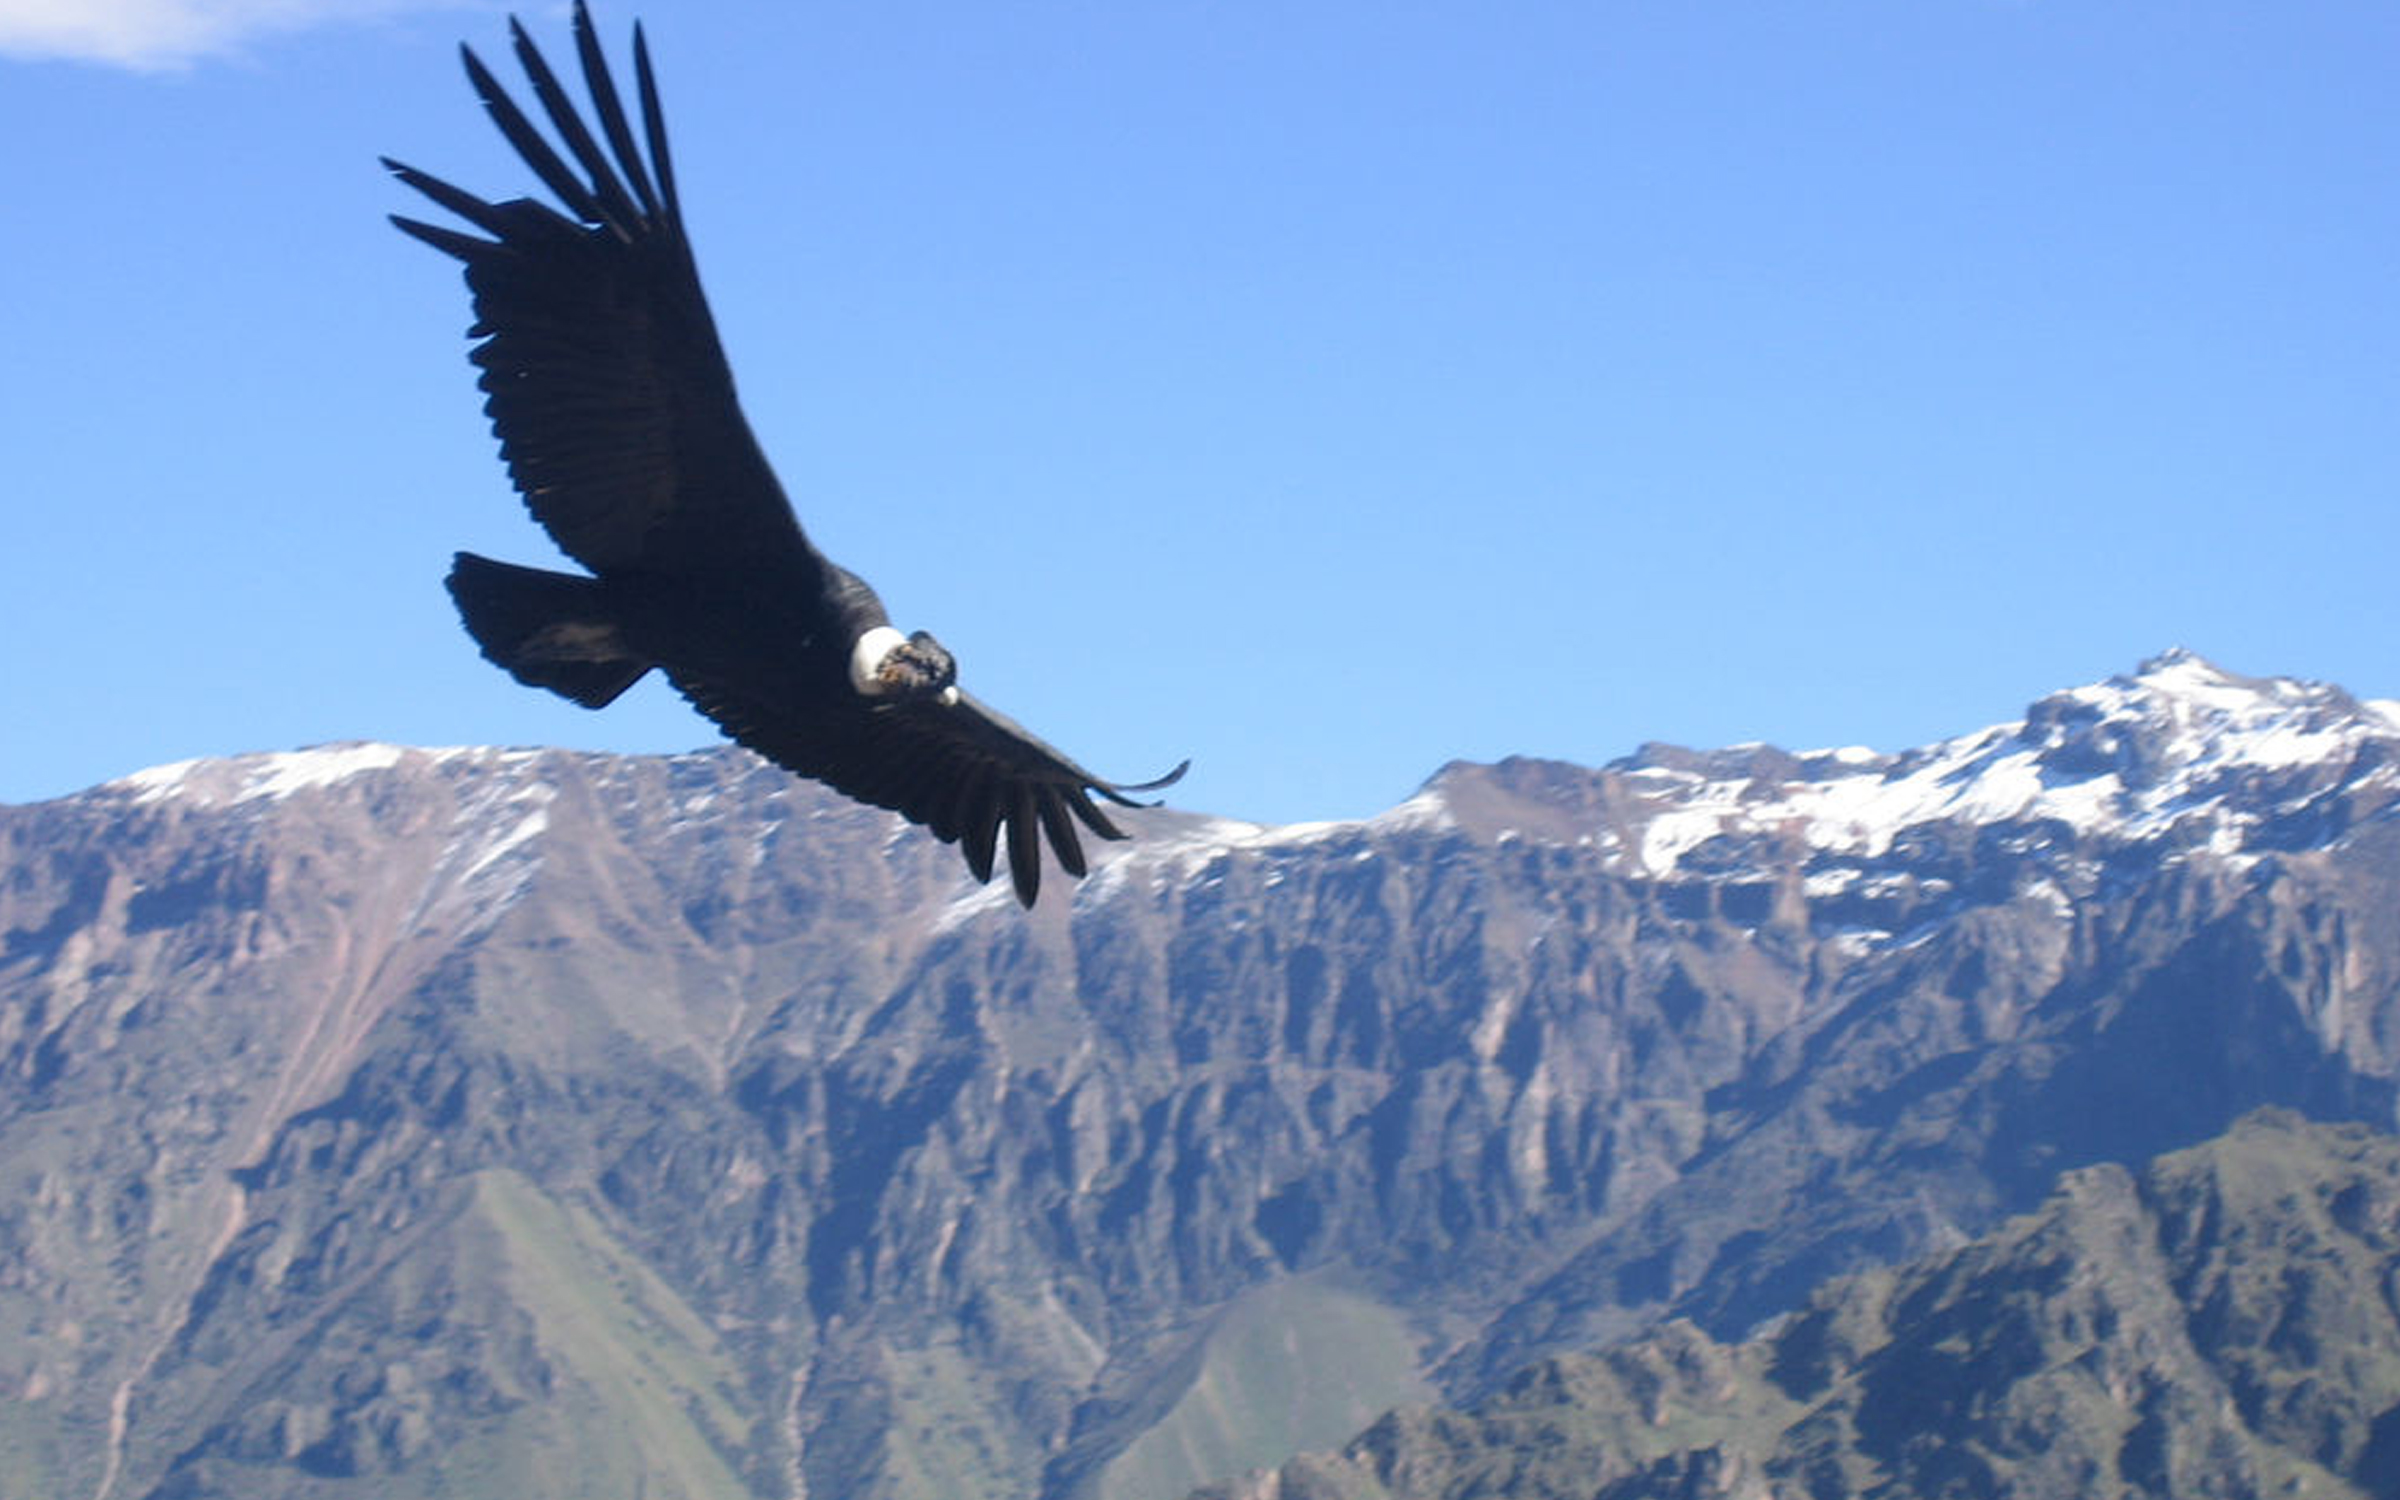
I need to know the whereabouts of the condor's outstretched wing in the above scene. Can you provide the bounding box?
[384,1,816,583]
[677,673,1187,907]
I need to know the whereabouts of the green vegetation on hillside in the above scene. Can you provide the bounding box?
[1205,1112,2400,1500]
[1092,1278,1434,1500]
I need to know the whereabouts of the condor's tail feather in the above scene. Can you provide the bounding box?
[445,551,651,709]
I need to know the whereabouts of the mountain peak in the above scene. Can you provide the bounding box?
[2085,646,2363,722]
[2021,651,2386,795]
[2131,642,2216,678]
[1420,653,2400,879]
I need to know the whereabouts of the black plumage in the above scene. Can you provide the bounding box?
[389,3,1184,906]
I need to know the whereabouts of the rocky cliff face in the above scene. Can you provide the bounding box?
[1198,1110,2400,1500]
[3,652,2397,1500]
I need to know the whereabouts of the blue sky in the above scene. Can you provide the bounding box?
[2,1,2392,826]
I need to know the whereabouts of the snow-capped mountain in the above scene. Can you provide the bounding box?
[1090,648,2399,938]
[7,653,2398,1500]
[1609,647,2400,872]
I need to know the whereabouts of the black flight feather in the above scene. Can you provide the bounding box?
[573,4,663,219]
[507,18,647,232]
[631,23,679,221]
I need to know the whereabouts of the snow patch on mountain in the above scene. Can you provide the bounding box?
[110,743,552,808]
[455,803,550,884]
[1611,650,2398,875]
[410,776,560,933]
[116,743,412,804]
[1074,787,1462,908]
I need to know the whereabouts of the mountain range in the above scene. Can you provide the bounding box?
[3,648,2396,1499]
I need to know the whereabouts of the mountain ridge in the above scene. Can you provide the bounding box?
[93,647,2399,886]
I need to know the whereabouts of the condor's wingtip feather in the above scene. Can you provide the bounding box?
[1006,785,1043,907]
[383,157,513,238]
[462,41,603,226]
[1064,792,1128,843]
[572,0,662,219]
[631,21,679,219]
[1094,758,1191,807]
[388,212,494,262]
[509,11,645,230]
[1036,792,1088,878]
[962,791,1004,886]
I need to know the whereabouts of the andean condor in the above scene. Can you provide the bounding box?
[385,3,1185,907]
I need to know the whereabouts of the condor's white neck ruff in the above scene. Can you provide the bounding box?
[849,626,960,705]
[849,626,910,696]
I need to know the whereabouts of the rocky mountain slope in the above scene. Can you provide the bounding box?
[1199,1109,2400,1500]
[3,651,2397,1500]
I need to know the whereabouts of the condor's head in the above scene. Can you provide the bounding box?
[849,626,960,706]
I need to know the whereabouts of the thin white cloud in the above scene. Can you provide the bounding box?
[0,0,465,70]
